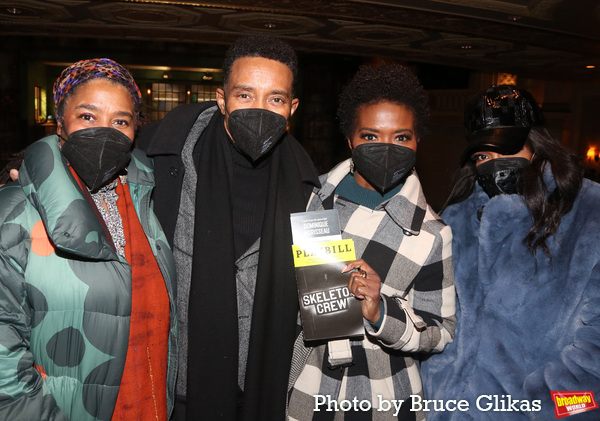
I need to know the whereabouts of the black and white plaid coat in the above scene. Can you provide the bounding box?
[288,159,456,421]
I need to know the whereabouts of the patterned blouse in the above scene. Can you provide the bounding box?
[90,177,127,257]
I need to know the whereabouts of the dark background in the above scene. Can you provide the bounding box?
[2,0,600,210]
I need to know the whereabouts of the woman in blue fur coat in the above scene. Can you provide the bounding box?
[421,85,600,420]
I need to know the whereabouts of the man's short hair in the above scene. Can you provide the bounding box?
[222,35,298,91]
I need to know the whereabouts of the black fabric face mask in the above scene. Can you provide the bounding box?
[352,143,416,194]
[226,108,288,162]
[476,157,530,198]
[61,127,132,192]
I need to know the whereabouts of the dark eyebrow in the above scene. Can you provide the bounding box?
[269,89,291,98]
[359,127,414,134]
[230,84,254,92]
[75,104,99,112]
[114,111,135,119]
[75,104,134,119]
[230,85,291,99]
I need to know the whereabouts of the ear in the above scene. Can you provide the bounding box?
[216,88,226,115]
[346,138,353,151]
[290,98,299,117]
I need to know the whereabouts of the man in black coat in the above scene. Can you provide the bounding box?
[136,35,319,421]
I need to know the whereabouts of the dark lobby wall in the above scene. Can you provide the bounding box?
[2,36,599,210]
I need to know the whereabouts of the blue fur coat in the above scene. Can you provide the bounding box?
[421,169,600,420]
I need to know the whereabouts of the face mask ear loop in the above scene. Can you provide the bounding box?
[57,132,69,149]
[56,122,69,146]
[222,96,236,142]
[347,139,355,174]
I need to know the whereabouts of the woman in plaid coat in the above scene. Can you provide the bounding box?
[287,64,456,421]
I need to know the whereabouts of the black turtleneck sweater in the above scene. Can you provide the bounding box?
[226,136,271,259]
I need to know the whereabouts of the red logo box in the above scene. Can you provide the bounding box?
[551,391,598,418]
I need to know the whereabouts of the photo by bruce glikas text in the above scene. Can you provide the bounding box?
[312,394,542,417]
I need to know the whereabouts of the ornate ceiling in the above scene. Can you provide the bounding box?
[0,0,599,80]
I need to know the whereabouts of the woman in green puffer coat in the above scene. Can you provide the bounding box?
[0,58,177,421]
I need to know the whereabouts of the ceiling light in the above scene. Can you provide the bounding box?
[586,65,596,69]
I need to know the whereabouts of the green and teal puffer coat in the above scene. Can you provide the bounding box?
[0,136,178,421]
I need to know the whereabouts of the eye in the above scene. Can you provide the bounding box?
[396,134,412,143]
[360,133,377,141]
[268,96,287,107]
[471,153,489,162]
[114,119,131,127]
[233,92,252,102]
[78,113,95,122]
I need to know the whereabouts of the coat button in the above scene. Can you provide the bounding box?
[170,167,179,177]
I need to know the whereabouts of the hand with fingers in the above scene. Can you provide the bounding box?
[0,170,18,187]
[343,259,382,323]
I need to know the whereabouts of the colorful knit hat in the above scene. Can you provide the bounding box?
[53,58,141,118]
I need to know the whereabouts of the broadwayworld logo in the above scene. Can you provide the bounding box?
[551,391,598,418]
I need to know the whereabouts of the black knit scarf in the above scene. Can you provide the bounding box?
[186,113,315,420]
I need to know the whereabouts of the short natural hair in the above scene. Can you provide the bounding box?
[222,35,298,92]
[337,63,430,139]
